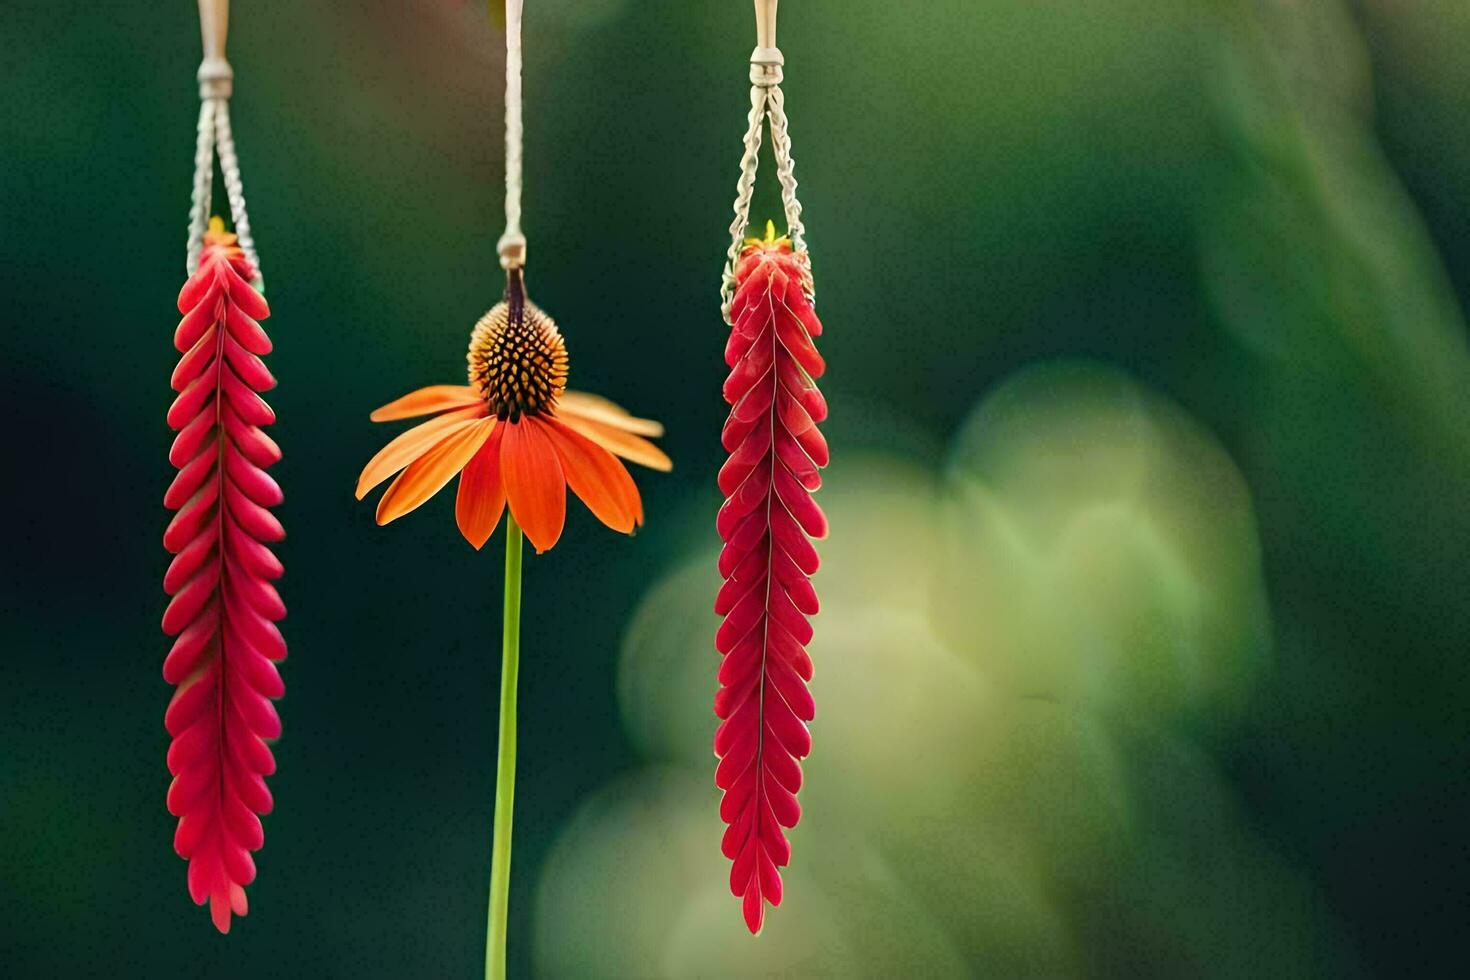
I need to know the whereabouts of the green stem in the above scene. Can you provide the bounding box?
[486,514,523,980]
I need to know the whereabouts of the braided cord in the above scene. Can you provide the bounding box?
[720,85,767,322]
[213,100,262,288]
[765,86,805,254]
[186,99,217,278]
[719,52,809,322]
[186,53,263,289]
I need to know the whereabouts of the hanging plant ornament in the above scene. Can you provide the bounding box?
[162,0,283,934]
[354,3,668,976]
[714,0,830,936]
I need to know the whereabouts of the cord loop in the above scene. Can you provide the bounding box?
[185,16,260,289]
[719,40,809,323]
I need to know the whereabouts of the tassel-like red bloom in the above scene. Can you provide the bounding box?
[162,217,285,933]
[714,223,829,933]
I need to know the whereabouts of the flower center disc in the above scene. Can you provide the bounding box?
[467,292,569,421]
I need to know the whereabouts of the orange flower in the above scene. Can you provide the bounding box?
[357,271,670,553]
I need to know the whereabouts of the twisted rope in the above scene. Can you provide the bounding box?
[719,44,809,323]
[214,101,261,285]
[765,86,806,254]
[186,58,262,289]
[719,86,767,322]
[186,99,217,278]
[497,0,527,269]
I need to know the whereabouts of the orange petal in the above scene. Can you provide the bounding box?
[370,385,483,422]
[500,419,566,553]
[543,418,643,533]
[555,413,672,473]
[356,406,486,499]
[557,391,665,437]
[376,418,495,525]
[456,427,507,550]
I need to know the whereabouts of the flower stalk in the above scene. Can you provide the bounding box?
[486,513,523,980]
[357,1,667,970]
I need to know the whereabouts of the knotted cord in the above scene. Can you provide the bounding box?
[186,0,262,289]
[720,0,808,323]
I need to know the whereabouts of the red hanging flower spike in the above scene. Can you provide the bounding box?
[162,217,285,933]
[714,222,828,933]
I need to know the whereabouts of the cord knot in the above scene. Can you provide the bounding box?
[750,45,784,87]
[497,231,527,270]
[197,57,234,100]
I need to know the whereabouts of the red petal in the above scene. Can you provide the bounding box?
[164,245,285,933]
[499,420,566,553]
[713,239,827,933]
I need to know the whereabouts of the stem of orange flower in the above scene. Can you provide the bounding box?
[485,513,522,980]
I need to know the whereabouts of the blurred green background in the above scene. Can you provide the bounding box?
[4,0,1470,976]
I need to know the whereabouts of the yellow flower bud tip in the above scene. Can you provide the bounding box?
[743,219,790,249]
[203,215,241,248]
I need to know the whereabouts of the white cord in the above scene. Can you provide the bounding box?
[185,6,263,291]
[765,86,806,253]
[186,98,217,278]
[720,86,767,322]
[719,39,809,323]
[214,100,262,285]
[497,0,526,269]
